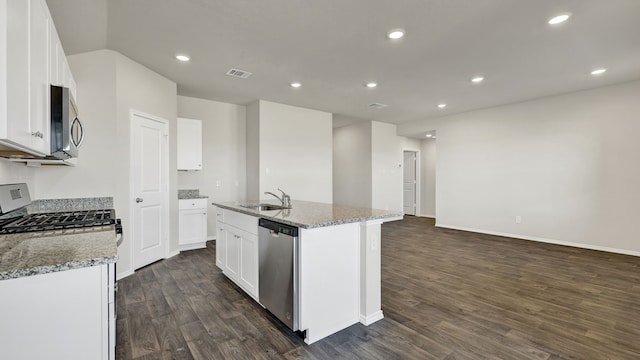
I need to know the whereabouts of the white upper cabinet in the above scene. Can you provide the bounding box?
[0,0,76,157]
[28,0,50,155]
[177,117,203,171]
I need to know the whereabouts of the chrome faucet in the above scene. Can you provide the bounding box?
[264,188,291,208]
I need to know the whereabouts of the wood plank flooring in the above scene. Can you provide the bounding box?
[116,216,640,359]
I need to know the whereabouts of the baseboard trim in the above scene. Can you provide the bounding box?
[417,213,435,219]
[436,223,640,257]
[359,311,384,326]
[116,269,134,281]
[167,250,180,259]
[207,236,216,241]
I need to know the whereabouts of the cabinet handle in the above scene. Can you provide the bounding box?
[31,131,44,138]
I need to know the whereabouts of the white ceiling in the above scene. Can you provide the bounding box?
[46,0,640,126]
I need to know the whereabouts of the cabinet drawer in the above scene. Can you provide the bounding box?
[179,198,207,210]
[214,206,224,223]
[223,209,258,235]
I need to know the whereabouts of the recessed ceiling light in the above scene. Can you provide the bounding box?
[387,29,405,40]
[175,54,190,62]
[366,82,378,88]
[425,134,433,138]
[290,82,302,88]
[437,103,447,109]
[591,68,607,75]
[471,76,484,83]
[548,13,571,25]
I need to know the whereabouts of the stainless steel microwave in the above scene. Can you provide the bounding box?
[50,85,84,159]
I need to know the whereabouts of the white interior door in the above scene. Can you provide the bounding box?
[403,151,417,215]
[131,112,168,269]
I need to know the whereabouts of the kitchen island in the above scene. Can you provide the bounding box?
[212,199,402,344]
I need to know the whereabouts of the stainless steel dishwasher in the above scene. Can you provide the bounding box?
[258,218,299,331]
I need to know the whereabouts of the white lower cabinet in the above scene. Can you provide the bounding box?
[0,264,115,360]
[217,209,258,300]
[179,198,208,251]
[214,207,226,269]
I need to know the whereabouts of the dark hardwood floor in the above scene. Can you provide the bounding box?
[116,216,640,359]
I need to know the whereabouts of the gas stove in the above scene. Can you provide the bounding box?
[0,183,122,238]
[0,209,121,234]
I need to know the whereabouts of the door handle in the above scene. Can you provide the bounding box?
[135,197,144,203]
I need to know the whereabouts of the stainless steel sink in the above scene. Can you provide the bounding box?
[240,203,291,211]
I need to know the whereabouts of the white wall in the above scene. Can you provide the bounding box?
[248,100,333,203]
[115,51,178,276]
[398,80,640,255]
[33,49,178,278]
[246,101,260,201]
[371,122,404,212]
[177,95,246,238]
[33,50,118,200]
[0,161,35,192]
[333,121,372,208]
[420,138,436,217]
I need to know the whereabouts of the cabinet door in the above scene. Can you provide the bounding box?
[0,265,108,359]
[28,0,50,154]
[224,227,240,281]
[2,0,31,150]
[239,231,259,298]
[178,209,207,245]
[215,224,226,270]
[1,0,49,156]
[177,118,202,170]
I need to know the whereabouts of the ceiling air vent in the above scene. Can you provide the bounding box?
[226,68,252,79]
[368,102,389,109]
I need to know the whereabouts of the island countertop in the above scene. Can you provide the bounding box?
[212,200,403,229]
[0,226,118,281]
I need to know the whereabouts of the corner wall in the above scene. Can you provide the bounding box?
[177,95,247,238]
[248,100,333,203]
[333,121,372,208]
[398,80,640,255]
[420,138,436,217]
[36,49,178,278]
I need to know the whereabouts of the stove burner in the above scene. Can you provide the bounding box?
[0,209,116,234]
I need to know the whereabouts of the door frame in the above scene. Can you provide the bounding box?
[129,109,170,269]
[402,148,421,216]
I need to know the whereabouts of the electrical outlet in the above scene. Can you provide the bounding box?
[216,180,221,187]
[515,215,522,224]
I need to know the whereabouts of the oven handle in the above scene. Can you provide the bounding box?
[114,219,123,247]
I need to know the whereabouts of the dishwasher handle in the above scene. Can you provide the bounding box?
[259,218,298,237]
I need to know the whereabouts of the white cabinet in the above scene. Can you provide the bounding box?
[177,117,202,170]
[1,0,47,156]
[179,198,208,251]
[218,209,259,300]
[0,0,76,157]
[0,264,115,360]
[48,22,75,97]
[214,206,226,269]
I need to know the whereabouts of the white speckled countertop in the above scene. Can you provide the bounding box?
[0,226,118,280]
[212,200,403,229]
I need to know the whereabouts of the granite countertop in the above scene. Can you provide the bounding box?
[178,189,208,200]
[0,226,118,281]
[212,200,403,229]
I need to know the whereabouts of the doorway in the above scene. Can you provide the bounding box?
[403,150,419,215]
[130,111,169,270]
